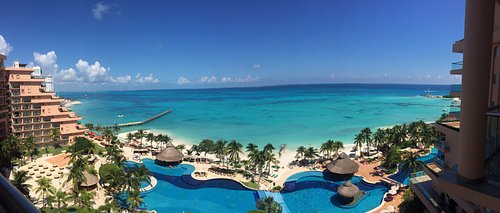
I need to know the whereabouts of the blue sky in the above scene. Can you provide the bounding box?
[0,0,464,91]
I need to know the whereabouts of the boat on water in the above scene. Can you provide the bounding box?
[117,114,124,118]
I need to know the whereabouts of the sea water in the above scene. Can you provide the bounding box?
[60,84,454,149]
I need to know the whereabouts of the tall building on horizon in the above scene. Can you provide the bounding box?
[0,54,86,144]
[410,1,500,213]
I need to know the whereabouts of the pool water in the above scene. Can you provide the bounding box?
[122,149,438,213]
[281,172,388,213]
[125,160,258,213]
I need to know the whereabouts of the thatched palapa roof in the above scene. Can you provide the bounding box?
[80,171,98,187]
[326,152,359,174]
[156,142,184,163]
[337,180,359,198]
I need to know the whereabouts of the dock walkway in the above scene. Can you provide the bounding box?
[102,109,172,128]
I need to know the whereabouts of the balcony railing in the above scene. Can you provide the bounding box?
[451,61,463,71]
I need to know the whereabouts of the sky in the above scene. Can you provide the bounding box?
[0,0,465,91]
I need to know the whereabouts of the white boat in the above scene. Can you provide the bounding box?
[117,114,124,118]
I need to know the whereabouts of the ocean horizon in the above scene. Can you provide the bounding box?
[61,83,455,149]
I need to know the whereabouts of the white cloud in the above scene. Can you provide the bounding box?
[135,73,159,83]
[426,74,431,78]
[0,35,13,56]
[177,77,190,85]
[199,75,217,84]
[32,51,145,84]
[112,75,131,83]
[75,59,112,83]
[252,64,261,69]
[34,51,59,73]
[219,75,259,83]
[56,68,83,82]
[330,74,335,80]
[92,2,110,20]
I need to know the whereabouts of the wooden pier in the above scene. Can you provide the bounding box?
[102,109,172,128]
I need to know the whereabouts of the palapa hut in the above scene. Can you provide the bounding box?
[155,141,184,166]
[80,171,99,189]
[337,180,360,204]
[324,152,359,180]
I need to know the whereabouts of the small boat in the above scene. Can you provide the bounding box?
[117,114,124,118]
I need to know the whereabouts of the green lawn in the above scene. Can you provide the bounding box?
[242,181,260,190]
[38,145,70,157]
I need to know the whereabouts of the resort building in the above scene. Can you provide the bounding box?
[0,54,85,144]
[411,1,500,213]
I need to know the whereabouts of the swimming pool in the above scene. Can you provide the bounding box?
[124,160,258,213]
[281,172,388,213]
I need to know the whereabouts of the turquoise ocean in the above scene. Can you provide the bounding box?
[60,84,455,149]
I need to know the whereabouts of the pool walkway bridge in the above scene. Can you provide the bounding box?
[102,109,172,129]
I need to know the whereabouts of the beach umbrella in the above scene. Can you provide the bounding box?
[80,171,99,187]
[337,180,359,198]
[156,141,184,163]
[326,152,360,174]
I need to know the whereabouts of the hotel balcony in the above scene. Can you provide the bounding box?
[449,84,462,98]
[450,61,463,75]
[438,167,500,212]
[452,39,464,53]
[410,173,443,213]
[434,140,449,153]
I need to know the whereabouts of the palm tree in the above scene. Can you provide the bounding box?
[127,190,143,212]
[320,140,335,158]
[127,132,135,144]
[264,151,278,175]
[354,133,364,158]
[295,146,306,160]
[112,125,121,134]
[135,129,145,146]
[256,197,282,213]
[248,150,266,182]
[0,135,21,177]
[401,152,424,174]
[11,170,32,198]
[382,145,402,170]
[84,123,94,132]
[360,127,372,155]
[146,132,155,148]
[50,127,61,147]
[304,147,318,167]
[332,141,344,155]
[134,164,152,187]
[264,143,275,154]
[176,144,186,153]
[105,169,126,194]
[199,139,215,156]
[373,128,386,151]
[246,143,258,153]
[102,128,114,144]
[227,140,243,165]
[21,136,35,162]
[79,190,96,209]
[214,140,228,167]
[35,177,55,208]
[53,188,70,209]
